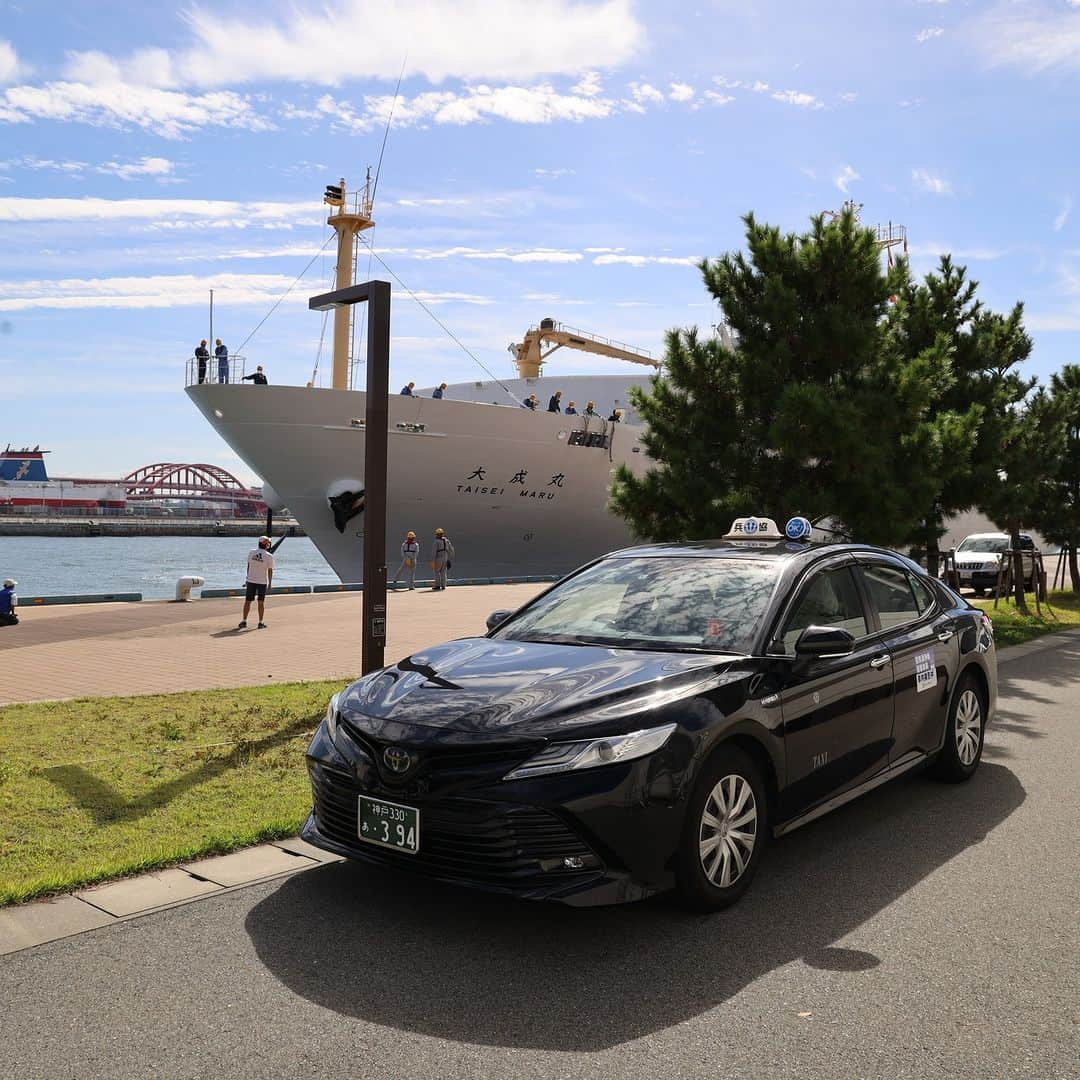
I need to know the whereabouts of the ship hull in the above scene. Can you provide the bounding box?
[186,380,652,581]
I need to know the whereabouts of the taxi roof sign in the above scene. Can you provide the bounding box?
[723,516,784,541]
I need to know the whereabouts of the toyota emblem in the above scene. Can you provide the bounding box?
[382,746,412,774]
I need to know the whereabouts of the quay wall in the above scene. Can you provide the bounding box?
[0,518,306,538]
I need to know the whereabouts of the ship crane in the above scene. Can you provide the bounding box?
[509,318,660,380]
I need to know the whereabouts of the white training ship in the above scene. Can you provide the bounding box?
[187,177,663,582]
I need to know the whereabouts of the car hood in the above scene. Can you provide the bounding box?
[338,636,744,738]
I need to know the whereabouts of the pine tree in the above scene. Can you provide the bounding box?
[611,209,952,546]
[1032,365,1080,590]
[970,305,1051,613]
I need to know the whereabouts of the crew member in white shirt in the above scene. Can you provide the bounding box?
[239,536,275,629]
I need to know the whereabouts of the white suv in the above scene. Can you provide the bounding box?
[953,532,1036,595]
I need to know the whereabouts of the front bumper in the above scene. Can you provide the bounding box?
[301,720,690,906]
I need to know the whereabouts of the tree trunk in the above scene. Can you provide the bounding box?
[1069,543,1080,593]
[925,519,940,579]
[1008,521,1029,614]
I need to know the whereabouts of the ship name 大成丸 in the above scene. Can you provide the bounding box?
[456,466,565,501]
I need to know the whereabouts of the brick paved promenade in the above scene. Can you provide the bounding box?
[0,584,543,705]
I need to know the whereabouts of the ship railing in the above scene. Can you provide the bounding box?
[185,354,248,387]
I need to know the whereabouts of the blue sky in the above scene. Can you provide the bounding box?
[2,0,1079,483]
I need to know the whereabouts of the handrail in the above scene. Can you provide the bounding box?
[185,354,248,387]
[531,321,653,360]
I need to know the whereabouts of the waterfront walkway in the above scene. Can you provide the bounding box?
[0,584,543,705]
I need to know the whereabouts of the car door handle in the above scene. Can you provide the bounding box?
[937,630,954,642]
[869,654,891,669]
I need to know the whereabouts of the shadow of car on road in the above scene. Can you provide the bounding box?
[245,762,1023,1051]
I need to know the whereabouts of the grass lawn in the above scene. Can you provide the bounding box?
[972,589,1080,648]
[0,677,347,907]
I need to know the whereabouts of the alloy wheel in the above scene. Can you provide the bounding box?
[699,774,758,888]
[955,688,982,766]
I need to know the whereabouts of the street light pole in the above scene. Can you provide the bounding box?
[309,279,391,674]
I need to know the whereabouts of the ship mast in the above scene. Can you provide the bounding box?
[324,172,376,390]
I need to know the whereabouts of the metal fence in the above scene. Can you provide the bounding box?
[185,354,248,387]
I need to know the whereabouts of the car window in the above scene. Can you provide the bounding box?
[907,573,935,614]
[958,536,1007,554]
[1019,536,1035,551]
[860,564,921,630]
[780,567,867,653]
[493,556,780,654]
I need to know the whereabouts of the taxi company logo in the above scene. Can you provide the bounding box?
[743,519,759,534]
[382,746,412,774]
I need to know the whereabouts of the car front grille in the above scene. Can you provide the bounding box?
[309,761,597,886]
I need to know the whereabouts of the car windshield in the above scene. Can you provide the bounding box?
[958,537,1007,554]
[493,556,780,654]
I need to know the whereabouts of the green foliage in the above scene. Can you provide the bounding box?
[611,210,959,546]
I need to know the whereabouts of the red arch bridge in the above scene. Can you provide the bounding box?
[122,463,266,516]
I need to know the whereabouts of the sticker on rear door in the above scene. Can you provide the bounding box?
[914,650,937,693]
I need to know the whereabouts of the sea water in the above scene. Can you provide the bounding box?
[0,536,336,599]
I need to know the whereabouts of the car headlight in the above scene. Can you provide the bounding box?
[325,692,341,741]
[503,723,677,781]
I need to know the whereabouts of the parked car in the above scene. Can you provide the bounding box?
[303,516,997,911]
[953,532,1036,595]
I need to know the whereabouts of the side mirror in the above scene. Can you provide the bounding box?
[486,609,513,633]
[794,625,855,659]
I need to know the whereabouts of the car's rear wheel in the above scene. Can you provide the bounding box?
[676,745,767,911]
[932,672,986,783]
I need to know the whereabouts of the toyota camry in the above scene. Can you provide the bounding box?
[301,516,997,910]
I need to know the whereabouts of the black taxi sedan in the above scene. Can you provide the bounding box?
[302,516,997,910]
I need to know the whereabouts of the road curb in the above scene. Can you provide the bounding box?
[4,625,1078,957]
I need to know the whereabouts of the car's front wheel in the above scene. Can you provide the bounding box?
[676,745,768,911]
[932,672,986,783]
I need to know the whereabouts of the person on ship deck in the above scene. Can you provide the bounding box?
[215,339,229,384]
[400,382,415,396]
[548,390,562,413]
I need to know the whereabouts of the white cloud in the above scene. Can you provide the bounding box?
[66,1,643,89]
[835,164,860,193]
[0,196,321,227]
[592,253,699,266]
[97,156,175,181]
[572,72,604,97]
[906,241,1005,261]
[327,82,619,131]
[703,90,735,106]
[912,168,953,196]
[0,80,270,138]
[0,39,24,84]
[669,81,695,102]
[1054,195,1072,232]
[0,273,494,311]
[973,4,1080,72]
[916,27,945,43]
[839,91,858,103]
[630,82,666,106]
[771,89,822,108]
[533,167,576,179]
[750,80,770,93]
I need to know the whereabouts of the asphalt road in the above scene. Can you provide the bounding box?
[3,641,1078,1080]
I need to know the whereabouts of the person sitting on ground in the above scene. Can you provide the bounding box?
[241,365,268,385]
[608,408,623,423]
[432,382,448,399]
[0,578,18,626]
[238,537,274,630]
[548,390,562,413]
[564,400,577,415]
[521,395,537,410]
[400,381,415,396]
[584,401,597,417]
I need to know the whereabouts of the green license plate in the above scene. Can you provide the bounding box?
[358,794,420,854]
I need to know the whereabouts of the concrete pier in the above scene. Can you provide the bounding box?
[0,517,305,538]
[0,584,544,705]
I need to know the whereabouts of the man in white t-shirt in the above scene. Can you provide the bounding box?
[238,536,275,629]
